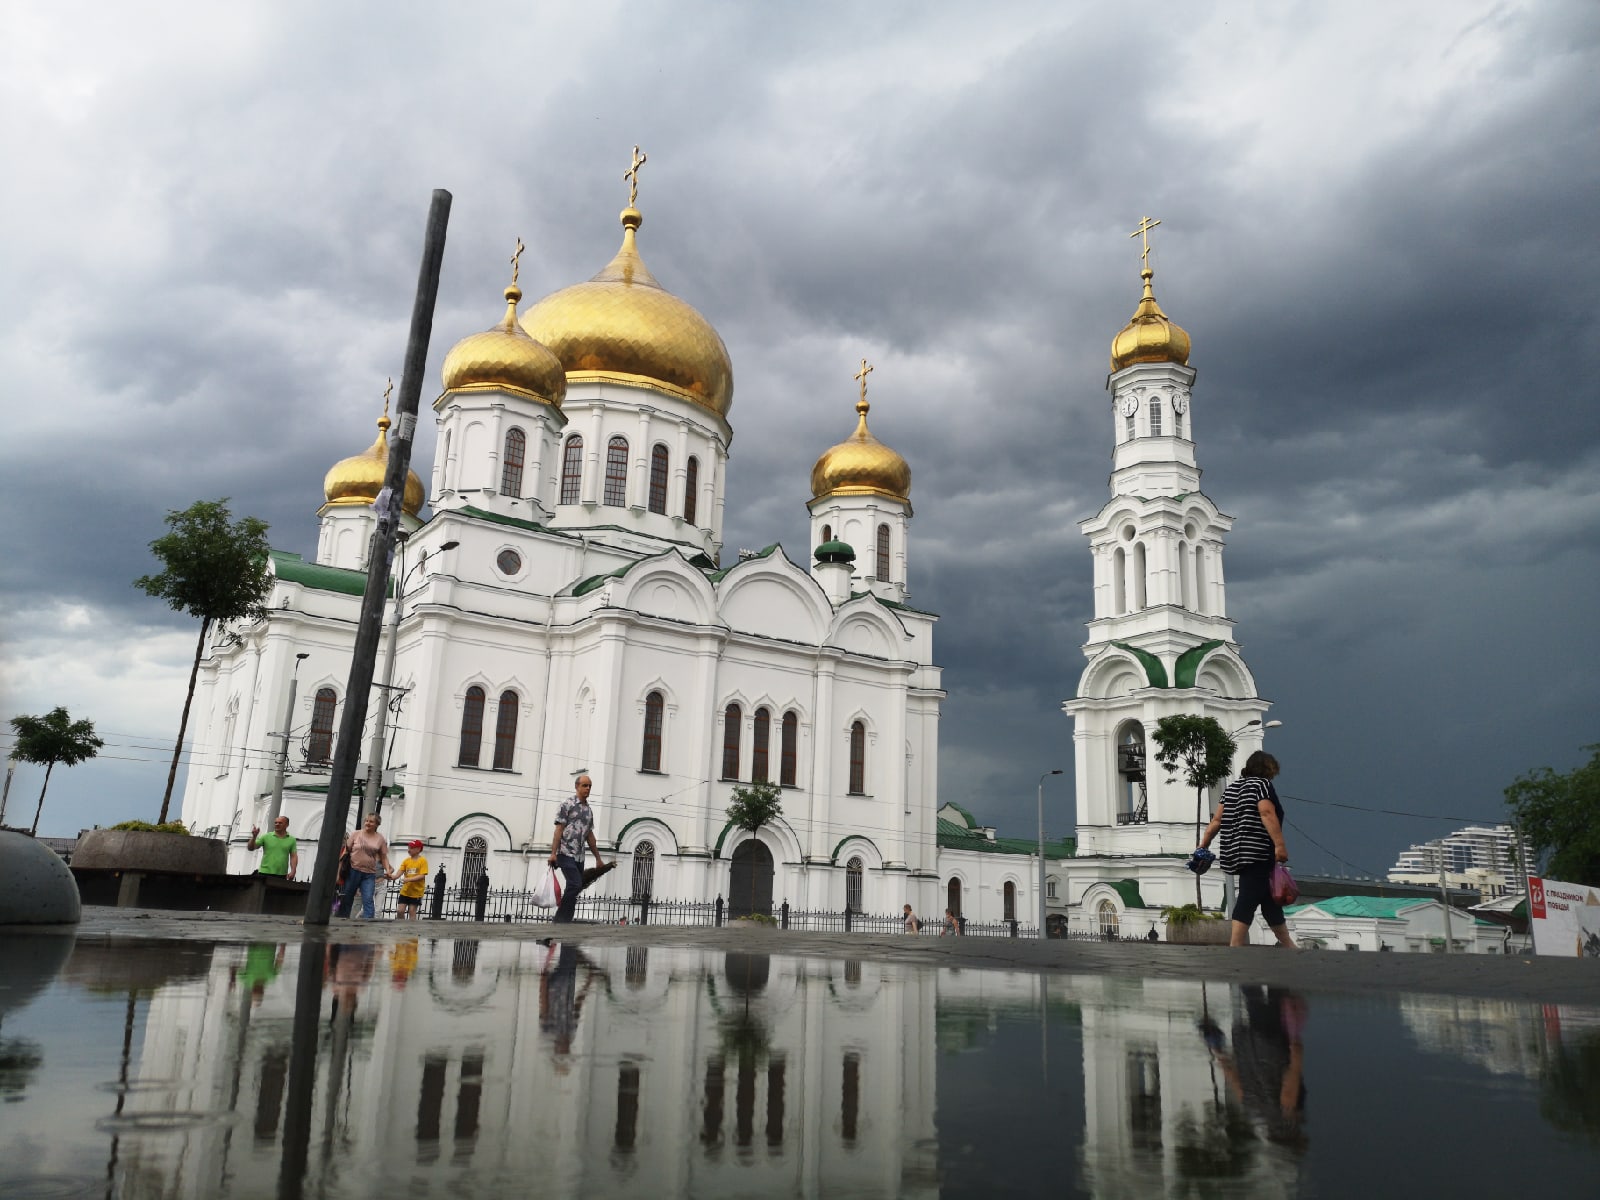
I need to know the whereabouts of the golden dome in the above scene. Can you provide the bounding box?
[322,401,425,516]
[1110,268,1191,371]
[441,283,567,405]
[810,397,911,505]
[521,206,734,417]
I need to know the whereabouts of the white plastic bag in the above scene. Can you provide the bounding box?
[532,868,563,909]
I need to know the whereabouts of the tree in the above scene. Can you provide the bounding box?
[134,498,272,822]
[1505,744,1600,886]
[8,707,104,835]
[1152,714,1237,907]
[725,782,783,918]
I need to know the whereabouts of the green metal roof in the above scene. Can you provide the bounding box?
[271,551,385,598]
[1109,879,1148,908]
[1112,641,1168,688]
[935,819,1074,859]
[1284,895,1479,922]
[457,504,546,533]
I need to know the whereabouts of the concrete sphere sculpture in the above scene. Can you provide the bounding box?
[0,830,82,924]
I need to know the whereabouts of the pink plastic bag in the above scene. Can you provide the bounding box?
[1270,863,1299,906]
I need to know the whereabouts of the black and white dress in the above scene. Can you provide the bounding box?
[1218,776,1279,874]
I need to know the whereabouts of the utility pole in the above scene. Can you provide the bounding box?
[361,532,405,824]
[306,189,451,927]
[267,653,311,828]
[1,759,14,827]
[1438,859,1454,954]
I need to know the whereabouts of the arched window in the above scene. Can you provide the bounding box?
[946,877,962,917]
[780,711,798,787]
[1194,546,1209,616]
[1112,546,1127,615]
[500,427,526,497]
[751,708,770,783]
[458,686,486,767]
[1116,721,1148,824]
[1173,405,1185,439]
[604,436,629,506]
[307,688,337,766]
[493,690,518,770]
[821,524,832,543]
[641,691,664,772]
[1178,546,1192,610]
[1149,401,1163,437]
[461,835,488,894]
[721,703,741,780]
[1097,899,1121,939]
[684,456,699,526]
[875,524,891,583]
[1124,411,1135,442]
[648,444,669,515]
[1003,881,1017,922]
[848,721,866,795]
[560,435,583,505]
[1132,542,1147,609]
[846,856,864,913]
[631,840,656,900]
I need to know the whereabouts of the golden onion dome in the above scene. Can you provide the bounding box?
[322,401,425,516]
[1110,268,1191,371]
[810,397,911,505]
[441,282,567,406]
[521,206,734,417]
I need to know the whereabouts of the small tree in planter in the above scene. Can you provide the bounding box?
[1152,715,1236,908]
[725,782,783,919]
[1161,902,1228,944]
[8,706,104,835]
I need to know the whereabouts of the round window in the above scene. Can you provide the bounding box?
[496,548,522,575]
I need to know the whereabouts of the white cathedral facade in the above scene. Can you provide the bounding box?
[179,174,1272,933]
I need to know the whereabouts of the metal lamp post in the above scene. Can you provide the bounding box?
[1038,768,1063,938]
[266,653,312,828]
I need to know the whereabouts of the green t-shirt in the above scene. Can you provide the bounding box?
[255,831,297,875]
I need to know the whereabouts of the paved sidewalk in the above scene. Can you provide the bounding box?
[4,905,1592,1004]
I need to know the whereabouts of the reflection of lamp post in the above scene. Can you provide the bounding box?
[267,653,312,828]
[362,536,458,822]
[1038,769,1063,938]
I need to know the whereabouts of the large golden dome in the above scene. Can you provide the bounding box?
[441,283,567,406]
[323,403,425,516]
[521,206,734,417]
[810,397,911,505]
[1110,268,1191,371]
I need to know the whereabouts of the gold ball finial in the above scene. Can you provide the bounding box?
[379,378,393,429]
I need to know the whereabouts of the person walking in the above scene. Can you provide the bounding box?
[940,908,961,936]
[902,903,921,933]
[248,815,298,880]
[1197,750,1297,948]
[337,812,393,919]
[548,775,607,924]
[393,839,429,921]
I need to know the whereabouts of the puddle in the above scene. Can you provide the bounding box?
[1,935,1596,1197]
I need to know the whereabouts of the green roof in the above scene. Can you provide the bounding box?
[457,504,546,533]
[572,565,631,597]
[945,802,978,828]
[1286,896,1431,921]
[935,818,1074,859]
[1109,879,1148,908]
[271,551,385,598]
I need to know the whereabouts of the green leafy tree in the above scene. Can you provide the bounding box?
[134,498,272,822]
[8,707,104,835]
[1152,714,1237,907]
[725,781,783,917]
[1505,744,1600,886]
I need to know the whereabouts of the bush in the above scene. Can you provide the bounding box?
[109,820,190,835]
[734,913,778,926]
[1161,903,1222,926]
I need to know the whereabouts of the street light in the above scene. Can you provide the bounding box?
[1038,768,1063,939]
[1229,718,1283,736]
[362,535,460,821]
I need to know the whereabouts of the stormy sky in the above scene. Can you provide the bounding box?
[3,1,1597,879]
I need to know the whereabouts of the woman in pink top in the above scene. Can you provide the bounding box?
[338,812,393,919]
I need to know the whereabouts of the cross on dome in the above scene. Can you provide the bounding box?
[1129,216,1161,270]
[510,237,525,287]
[854,358,874,408]
[624,146,648,207]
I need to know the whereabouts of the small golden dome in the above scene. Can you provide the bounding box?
[521,206,734,417]
[1110,268,1191,371]
[810,397,911,505]
[441,283,567,405]
[323,401,425,516]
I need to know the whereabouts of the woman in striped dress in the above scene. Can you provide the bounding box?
[1197,751,1297,948]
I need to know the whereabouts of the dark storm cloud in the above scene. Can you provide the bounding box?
[4,1,1597,873]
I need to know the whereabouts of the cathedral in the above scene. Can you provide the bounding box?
[179,167,1272,933]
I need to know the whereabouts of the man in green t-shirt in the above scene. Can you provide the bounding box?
[249,816,299,879]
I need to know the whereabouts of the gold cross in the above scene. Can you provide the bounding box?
[854,358,874,403]
[624,145,648,207]
[510,237,525,287]
[1129,216,1161,269]
[383,377,393,414]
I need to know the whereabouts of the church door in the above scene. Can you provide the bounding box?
[728,840,774,918]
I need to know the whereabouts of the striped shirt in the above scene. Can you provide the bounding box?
[1218,777,1281,873]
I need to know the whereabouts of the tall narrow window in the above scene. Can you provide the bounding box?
[459,686,486,767]
[848,721,866,795]
[751,708,771,783]
[721,703,742,780]
[648,444,669,514]
[308,688,337,765]
[461,835,488,893]
[684,456,699,526]
[875,524,891,583]
[1149,402,1163,437]
[845,856,863,912]
[641,691,664,771]
[1173,406,1185,439]
[631,840,656,900]
[604,436,629,506]
[821,524,832,543]
[500,428,526,497]
[1003,881,1017,921]
[1194,546,1209,616]
[780,711,798,786]
[1132,542,1147,609]
[1112,547,1127,615]
[493,690,518,770]
[560,435,583,504]
[1124,412,1135,442]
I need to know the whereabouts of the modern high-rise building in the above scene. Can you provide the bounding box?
[1388,824,1532,895]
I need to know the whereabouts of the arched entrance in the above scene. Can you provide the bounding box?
[728,840,774,918]
[946,877,962,918]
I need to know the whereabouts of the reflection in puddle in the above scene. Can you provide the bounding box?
[0,936,1596,1197]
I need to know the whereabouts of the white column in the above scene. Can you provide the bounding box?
[582,406,605,505]
[487,402,506,495]
[632,407,653,508]
[673,420,691,518]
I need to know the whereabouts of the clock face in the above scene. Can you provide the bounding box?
[1119,395,1139,416]
[1172,392,1189,415]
